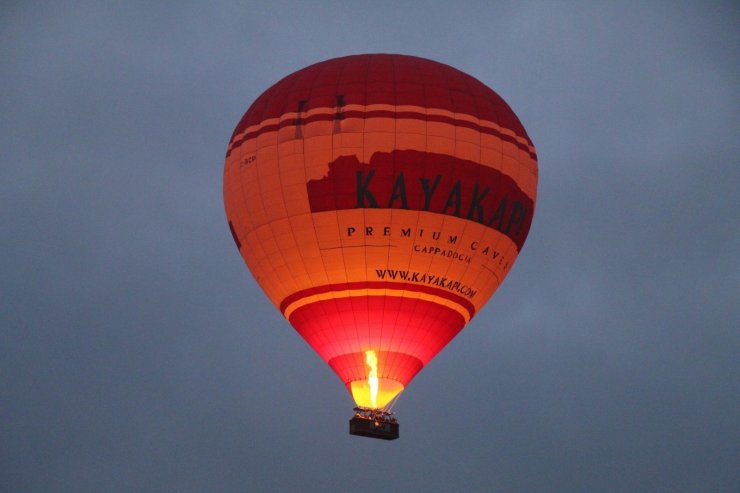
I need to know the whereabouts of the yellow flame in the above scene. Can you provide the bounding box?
[365,350,379,408]
[350,350,404,408]
[349,378,404,409]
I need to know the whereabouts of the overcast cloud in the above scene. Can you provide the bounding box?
[1,2,738,492]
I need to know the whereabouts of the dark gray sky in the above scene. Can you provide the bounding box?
[2,2,738,492]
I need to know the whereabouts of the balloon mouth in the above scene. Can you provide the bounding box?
[349,378,404,409]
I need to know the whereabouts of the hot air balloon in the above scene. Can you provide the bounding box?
[224,54,537,440]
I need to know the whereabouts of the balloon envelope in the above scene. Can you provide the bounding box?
[224,54,537,408]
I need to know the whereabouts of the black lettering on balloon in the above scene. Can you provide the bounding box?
[504,201,526,235]
[420,175,442,211]
[356,170,378,208]
[466,183,490,222]
[388,173,409,209]
[442,180,462,217]
[487,197,508,231]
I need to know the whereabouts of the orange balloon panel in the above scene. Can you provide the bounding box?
[224,54,538,408]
